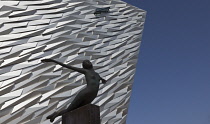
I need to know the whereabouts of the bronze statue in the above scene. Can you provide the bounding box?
[41,59,106,122]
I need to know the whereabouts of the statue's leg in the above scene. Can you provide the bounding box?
[46,102,79,122]
[46,111,58,122]
[47,89,87,122]
[65,92,85,112]
[56,90,86,116]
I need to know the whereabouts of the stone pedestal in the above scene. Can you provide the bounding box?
[62,104,100,124]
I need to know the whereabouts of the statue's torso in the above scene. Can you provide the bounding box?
[85,70,100,87]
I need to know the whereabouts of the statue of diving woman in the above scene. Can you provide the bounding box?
[41,59,106,122]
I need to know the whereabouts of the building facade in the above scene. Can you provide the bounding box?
[0,0,146,123]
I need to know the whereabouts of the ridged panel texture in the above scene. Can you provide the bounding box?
[0,0,146,124]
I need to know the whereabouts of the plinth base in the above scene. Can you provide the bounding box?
[62,104,100,124]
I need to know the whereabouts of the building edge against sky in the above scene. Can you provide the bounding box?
[0,0,146,123]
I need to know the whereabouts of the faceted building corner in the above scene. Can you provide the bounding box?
[0,0,146,124]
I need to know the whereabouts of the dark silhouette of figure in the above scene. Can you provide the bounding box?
[41,59,106,122]
[94,7,110,15]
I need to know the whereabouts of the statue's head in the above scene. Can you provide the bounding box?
[82,60,93,69]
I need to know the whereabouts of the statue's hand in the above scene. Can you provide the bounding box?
[41,59,53,62]
[102,79,107,84]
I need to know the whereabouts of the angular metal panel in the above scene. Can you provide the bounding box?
[0,0,146,123]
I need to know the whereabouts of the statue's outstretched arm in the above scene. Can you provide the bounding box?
[41,59,86,74]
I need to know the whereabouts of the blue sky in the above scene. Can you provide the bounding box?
[124,0,210,124]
